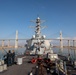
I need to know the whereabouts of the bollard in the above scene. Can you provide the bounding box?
[3,64,7,70]
[0,65,3,72]
[0,60,7,72]
[1,60,4,65]
[17,58,23,65]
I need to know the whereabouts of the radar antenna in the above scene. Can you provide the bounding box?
[30,17,46,39]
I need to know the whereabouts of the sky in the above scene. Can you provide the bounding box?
[0,0,76,39]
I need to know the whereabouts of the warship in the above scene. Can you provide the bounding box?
[25,17,55,55]
[0,17,76,75]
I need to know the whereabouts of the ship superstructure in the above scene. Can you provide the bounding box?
[26,17,53,55]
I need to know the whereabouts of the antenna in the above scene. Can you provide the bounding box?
[30,17,47,39]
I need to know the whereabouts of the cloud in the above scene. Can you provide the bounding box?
[56,37,71,39]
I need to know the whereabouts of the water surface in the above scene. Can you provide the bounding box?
[0,47,76,60]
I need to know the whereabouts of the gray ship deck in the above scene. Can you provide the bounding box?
[0,55,36,75]
[0,55,76,75]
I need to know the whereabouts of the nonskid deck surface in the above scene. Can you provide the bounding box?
[0,55,57,75]
[0,55,36,75]
[0,55,76,75]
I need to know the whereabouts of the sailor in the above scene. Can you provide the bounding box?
[68,54,70,60]
[46,67,50,75]
[12,50,15,65]
[3,54,7,64]
[7,50,12,66]
[52,71,58,75]
[47,53,49,58]
[29,70,33,75]
[35,65,38,75]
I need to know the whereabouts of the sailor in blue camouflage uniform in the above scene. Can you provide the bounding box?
[7,50,12,66]
[12,50,15,65]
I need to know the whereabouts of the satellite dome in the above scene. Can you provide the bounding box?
[37,17,40,19]
[42,35,46,39]
[32,35,35,38]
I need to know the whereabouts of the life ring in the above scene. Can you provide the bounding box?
[31,59,36,64]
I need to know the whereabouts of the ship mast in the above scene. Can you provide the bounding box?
[30,17,46,40]
[35,17,41,39]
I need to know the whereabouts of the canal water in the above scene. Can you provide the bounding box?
[0,48,26,59]
[52,48,76,59]
[0,47,76,60]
